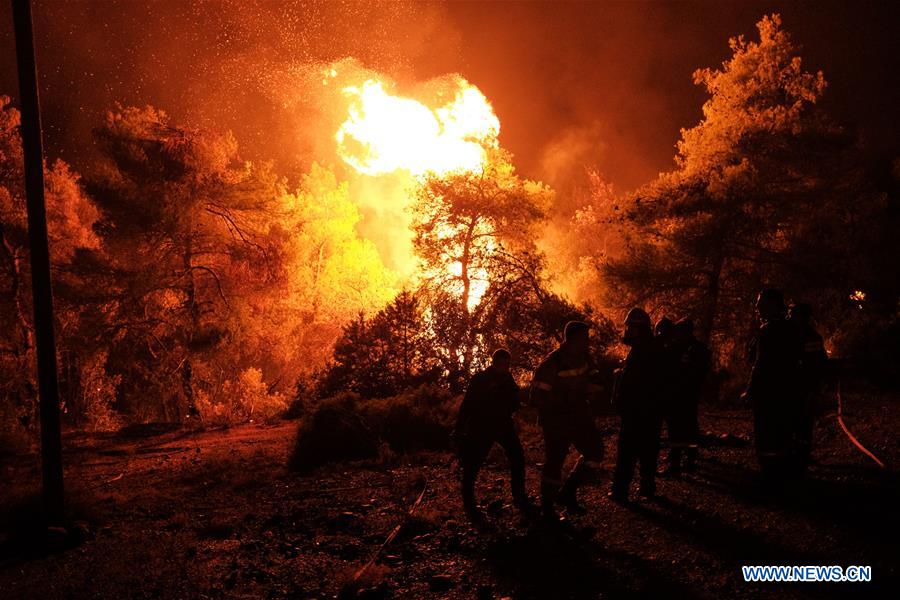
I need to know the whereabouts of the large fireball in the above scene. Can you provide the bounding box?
[335,77,499,177]
[330,70,501,310]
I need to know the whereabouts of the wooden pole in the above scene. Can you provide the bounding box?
[10,0,64,524]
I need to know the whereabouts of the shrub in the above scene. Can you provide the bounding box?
[196,367,288,425]
[79,351,124,432]
[289,393,379,473]
[288,385,459,472]
[358,385,457,453]
[831,309,900,387]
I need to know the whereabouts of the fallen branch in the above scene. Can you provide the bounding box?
[85,469,127,491]
[133,445,196,455]
[349,479,428,591]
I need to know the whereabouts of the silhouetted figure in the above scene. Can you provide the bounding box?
[662,318,710,475]
[743,289,804,485]
[655,316,674,341]
[531,321,605,521]
[455,348,529,524]
[788,302,828,473]
[611,308,664,501]
[654,316,679,470]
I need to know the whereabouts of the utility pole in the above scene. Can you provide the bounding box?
[10,0,64,525]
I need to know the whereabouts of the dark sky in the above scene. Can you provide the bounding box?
[0,0,897,194]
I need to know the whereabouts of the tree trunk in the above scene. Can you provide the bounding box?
[182,234,198,418]
[458,218,478,377]
[698,250,725,347]
[460,219,475,314]
[1,229,38,421]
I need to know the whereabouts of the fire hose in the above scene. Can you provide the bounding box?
[349,478,428,591]
[836,380,886,469]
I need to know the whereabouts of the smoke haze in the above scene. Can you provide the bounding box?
[0,0,897,194]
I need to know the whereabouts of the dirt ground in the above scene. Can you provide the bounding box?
[1,383,898,599]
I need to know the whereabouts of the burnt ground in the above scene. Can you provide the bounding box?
[1,383,898,599]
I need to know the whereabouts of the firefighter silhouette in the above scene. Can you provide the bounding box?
[662,318,710,475]
[531,321,605,522]
[788,302,828,473]
[611,308,665,501]
[743,289,806,485]
[454,348,530,524]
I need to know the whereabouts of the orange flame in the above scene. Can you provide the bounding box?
[335,77,499,177]
[332,71,500,310]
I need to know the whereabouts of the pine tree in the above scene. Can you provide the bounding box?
[604,14,867,363]
[88,105,282,420]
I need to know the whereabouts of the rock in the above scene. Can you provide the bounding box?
[45,526,69,552]
[429,574,455,592]
[357,582,391,600]
[71,520,93,542]
[332,511,358,528]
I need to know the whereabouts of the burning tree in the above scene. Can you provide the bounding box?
[603,14,885,366]
[87,105,288,420]
[412,149,554,388]
[278,163,397,368]
[79,107,400,423]
[315,148,616,399]
[0,96,103,437]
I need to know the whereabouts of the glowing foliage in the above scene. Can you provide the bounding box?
[0,96,103,432]
[677,14,827,182]
[413,150,550,312]
[270,164,398,369]
[283,164,397,320]
[604,14,881,369]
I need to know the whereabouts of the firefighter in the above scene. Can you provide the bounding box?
[531,321,605,522]
[742,289,803,485]
[655,316,675,342]
[788,302,828,474]
[611,308,664,501]
[654,316,678,470]
[663,318,710,475]
[454,348,530,523]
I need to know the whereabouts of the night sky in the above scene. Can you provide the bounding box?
[0,0,897,194]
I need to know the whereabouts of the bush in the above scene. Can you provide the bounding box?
[358,385,457,453]
[196,367,288,425]
[289,394,379,473]
[288,385,459,472]
[79,351,123,432]
[832,309,900,387]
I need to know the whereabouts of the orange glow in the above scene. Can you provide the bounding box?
[335,77,499,177]
[332,70,501,309]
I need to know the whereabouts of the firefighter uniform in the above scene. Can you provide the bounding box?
[789,304,828,472]
[612,328,664,498]
[666,321,710,473]
[456,366,527,515]
[746,305,803,480]
[532,347,605,515]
